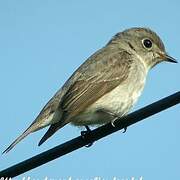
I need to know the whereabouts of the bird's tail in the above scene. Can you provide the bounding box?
[2,113,53,154]
[2,124,38,154]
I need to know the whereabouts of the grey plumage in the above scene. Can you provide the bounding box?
[3,27,177,153]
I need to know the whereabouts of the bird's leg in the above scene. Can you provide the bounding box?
[111,117,127,133]
[111,115,128,133]
[122,126,127,133]
[81,126,93,147]
[96,109,119,127]
[85,125,91,132]
[81,126,91,136]
[98,109,128,133]
[111,116,119,127]
[96,108,119,127]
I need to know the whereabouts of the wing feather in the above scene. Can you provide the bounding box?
[61,48,132,121]
[38,47,133,145]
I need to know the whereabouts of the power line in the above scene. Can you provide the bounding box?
[0,91,180,178]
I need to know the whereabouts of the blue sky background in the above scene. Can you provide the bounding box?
[0,1,180,179]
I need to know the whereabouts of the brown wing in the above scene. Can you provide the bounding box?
[61,48,133,121]
[38,47,133,146]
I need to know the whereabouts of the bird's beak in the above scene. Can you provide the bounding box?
[158,52,178,63]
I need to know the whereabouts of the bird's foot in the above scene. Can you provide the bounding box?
[111,118,127,133]
[111,117,119,127]
[81,126,93,147]
[122,127,127,133]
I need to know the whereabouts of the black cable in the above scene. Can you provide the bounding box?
[0,91,180,178]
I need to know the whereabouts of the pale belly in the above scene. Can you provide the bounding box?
[71,64,147,126]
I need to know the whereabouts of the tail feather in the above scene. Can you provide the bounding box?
[3,128,32,154]
[3,122,43,154]
[3,111,65,153]
[38,122,66,146]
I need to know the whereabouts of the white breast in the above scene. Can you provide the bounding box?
[72,61,148,126]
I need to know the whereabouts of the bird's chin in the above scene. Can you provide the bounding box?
[149,59,162,69]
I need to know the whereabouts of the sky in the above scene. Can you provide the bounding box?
[0,0,180,179]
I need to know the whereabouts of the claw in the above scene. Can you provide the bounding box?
[111,121,115,127]
[81,131,87,137]
[85,142,93,147]
[81,126,93,147]
[111,118,127,133]
[85,125,91,132]
[122,127,127,133]
[111,117,119,127]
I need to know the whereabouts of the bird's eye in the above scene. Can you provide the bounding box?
[142,38,153,49]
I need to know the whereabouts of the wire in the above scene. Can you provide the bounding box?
[0,91,180,178]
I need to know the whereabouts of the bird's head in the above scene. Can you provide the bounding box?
[109,27,177,70]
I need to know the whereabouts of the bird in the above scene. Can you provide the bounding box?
[3,27,177,153]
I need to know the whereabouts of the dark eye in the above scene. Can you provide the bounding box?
[142,38,152,49]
